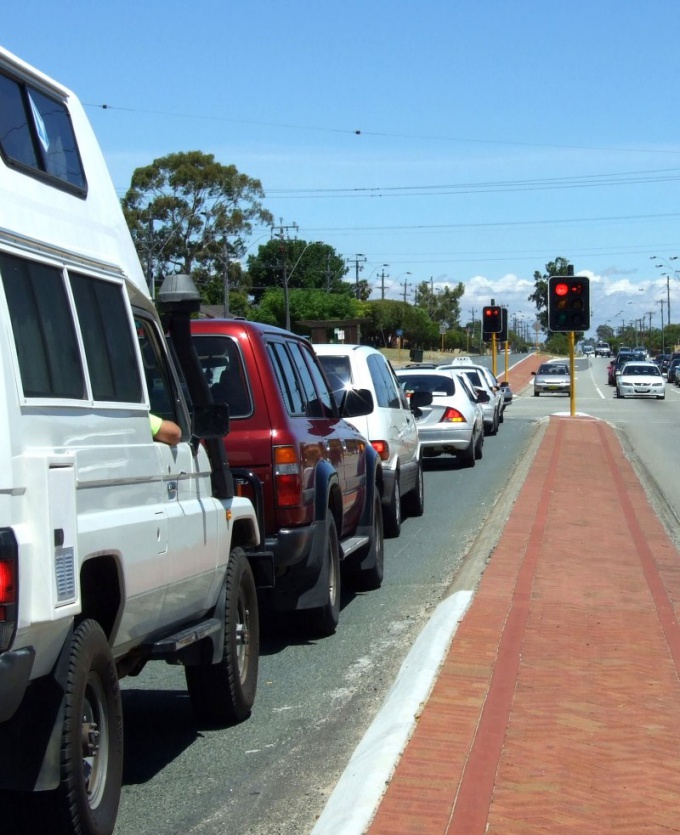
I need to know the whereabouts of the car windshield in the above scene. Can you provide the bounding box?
[623,365,660,376]
[538,365,568,375]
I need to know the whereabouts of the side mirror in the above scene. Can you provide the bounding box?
[499,381,509,389]
[531,371,537,376]
[192,403,230,439]
[341,387,374,418]
[475,389,491,403]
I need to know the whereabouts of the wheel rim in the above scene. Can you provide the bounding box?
[81,673,109,809]
[235,585,252,683]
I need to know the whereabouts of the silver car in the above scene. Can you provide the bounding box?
[395,368,484,468]
[315,344,422,538]
[532,362,571,396]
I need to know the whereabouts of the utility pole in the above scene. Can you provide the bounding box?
[271,219,298,331]
[379,267,389,300]
[349,253,367,299]
[401,278,411,303]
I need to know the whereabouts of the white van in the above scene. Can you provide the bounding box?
[0,46,269,835]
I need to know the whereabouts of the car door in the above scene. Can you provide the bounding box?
[288,340,365,536]
[137,314,220,625]
[368,353,419,476]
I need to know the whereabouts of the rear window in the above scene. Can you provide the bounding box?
[397,373,455,396]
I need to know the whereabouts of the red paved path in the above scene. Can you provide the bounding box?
[368,357,680,833]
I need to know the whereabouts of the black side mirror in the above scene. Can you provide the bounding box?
[342,387,374,418]
[475,389,491,403]
[192,403,230,439]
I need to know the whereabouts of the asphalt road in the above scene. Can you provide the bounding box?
[114,354,680,835]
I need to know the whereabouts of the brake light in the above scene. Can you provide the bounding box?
[273,445,301,507]
[440,407,466,423]
[0,530,18,652]
[371,440,390,461]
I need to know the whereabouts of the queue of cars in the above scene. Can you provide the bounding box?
[190,334,511,640]
[602,347,677,399]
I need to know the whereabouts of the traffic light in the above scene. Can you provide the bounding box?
[483,306,507,342]
[548,276,590,332]
[482,305,503,336]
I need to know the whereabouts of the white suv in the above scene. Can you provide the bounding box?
[315,344,423,538]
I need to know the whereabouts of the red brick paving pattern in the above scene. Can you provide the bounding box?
[368,416,680,834]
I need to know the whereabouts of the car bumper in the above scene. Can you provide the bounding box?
[618,386,664,397]
[534,384,570,394]
[417,425,473,454]
[0,646,35,722]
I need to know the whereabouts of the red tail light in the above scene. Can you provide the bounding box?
[440,407,466,423]
[273,445,301,507]
[0,530,18,652]
[371,440,390,461]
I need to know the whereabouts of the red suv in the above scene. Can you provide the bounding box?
[190,319,384,636]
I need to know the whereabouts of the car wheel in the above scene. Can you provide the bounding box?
[489,409,499,436]
[47,619,124,835]
[460,436,476,468]
[402,458,424,518]
[383,472,401,538]
[303,514,341,637]
[186,547,259,725]
[534,390,540,397]
[347,492,385,592]
[475,431,484,460]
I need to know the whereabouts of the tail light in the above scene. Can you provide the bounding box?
[0,529,18,652]
[440,407,466,423]
[371,440,390,461]
[273,445,301,507]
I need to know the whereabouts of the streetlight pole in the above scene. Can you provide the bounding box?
[651,255,678,325]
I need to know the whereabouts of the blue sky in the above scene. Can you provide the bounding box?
[5,0,680,335]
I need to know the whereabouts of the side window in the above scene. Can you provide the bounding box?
[192,334,252,418]
[267,341,305,415]
[0,70,86,193]
[287,342,329,419]
[367,354,391,408]
[70,273,142,403]
[0,252,85,398]
[295,344,335,418]
[136,315,184,429]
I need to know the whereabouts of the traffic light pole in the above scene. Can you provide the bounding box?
[492,333,497,376]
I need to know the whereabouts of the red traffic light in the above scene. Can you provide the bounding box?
[554,282,569,297]
[482,305,503,333]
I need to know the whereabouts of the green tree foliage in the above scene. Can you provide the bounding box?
[596,324,615,342]
[413,281,465,327]
[247,239,351,304]
[121,151,273,300]
[255,288,361,329]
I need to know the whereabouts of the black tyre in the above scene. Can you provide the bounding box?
[383,472,401,538]
[534,390,540,397]
[349,492,385,592]
[474,431,484,460]
[403,459,424,518]
[304,514,341,637]
[186,547,259,725]
[460,436,476,468]
[48,619,124,835]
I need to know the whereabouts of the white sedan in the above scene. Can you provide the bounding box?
[615,361,666,400]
